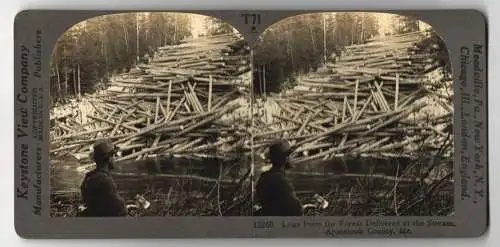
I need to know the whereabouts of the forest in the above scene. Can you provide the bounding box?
[253,13,421,94]
[50,13,192,106]
[49,12,423,105]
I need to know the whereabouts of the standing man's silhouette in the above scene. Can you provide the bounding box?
[79,139,127,217]
[255,140,303,216]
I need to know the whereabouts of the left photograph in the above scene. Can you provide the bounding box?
[49,12,253,217]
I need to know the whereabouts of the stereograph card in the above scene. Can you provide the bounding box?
[13,9,488,238]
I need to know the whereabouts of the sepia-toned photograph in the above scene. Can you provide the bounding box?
[48,11,454,218]
[251,12,454,217]
[49,12,253,217]
[12,7,489,238]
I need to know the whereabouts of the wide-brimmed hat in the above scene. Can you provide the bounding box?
[93,139,116,158]
[269,140,292,158]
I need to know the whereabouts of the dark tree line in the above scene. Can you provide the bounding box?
[50,13,192,106]
[252,13,421,95]
[392,15,421,34]
[50,12,424,105]
[205,16,236,36]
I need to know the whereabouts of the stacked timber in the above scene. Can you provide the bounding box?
[50,33,252,175]
[252,31,454,216]
[253,30,452,164]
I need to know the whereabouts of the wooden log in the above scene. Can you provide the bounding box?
[360,101,427,137]
[86,115,139,132]
[369,83,387,112]
[253,126,298,138]
[354,95,373,121]
[112,172,237,185]
[353,79,359,120]
[374,81,391,111]
[154,97,161,123]
[287,172,452,186]
[346,97,354,118]
[113,104,228,145]
[292,143,357,163]
[293,107,306,120]
[110,109,137,137]
[179,137,235,153]
[293,143,333,153]
[211,90,240,110]
[168,97,186,121]
[208,75,213,111]
[158,100,168,122]
[301,92,370,98]
[294,101,423,148]
[187,82,204,112]
[106,107,119,121]
[296,109,321,136]
[166,80,173,120]
[276,103,295,117]
[272,114,326,132]
[56,122,75,133]
[172,104,239,138]
[113,93,184,99]
[182,85,197,112]
[52,126,114,141]
[342,96,347,123]
[171,138,204,153]
[394,73,400,110]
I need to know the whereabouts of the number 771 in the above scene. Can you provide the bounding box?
[241,13,261,25]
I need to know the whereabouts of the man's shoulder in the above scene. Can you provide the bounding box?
[84,170,112,182]
[265,169,286,175]
[259,169,286,181]
[259,170,275,177]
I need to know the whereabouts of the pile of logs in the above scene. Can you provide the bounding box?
[49,30,453,216]
[253,30,453,173]
[50,33,252,173]
[250,31,453,216]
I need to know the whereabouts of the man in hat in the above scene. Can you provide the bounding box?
[254,140,303,216]
[79,139,127,217]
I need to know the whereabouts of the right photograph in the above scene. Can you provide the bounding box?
[251,12,453,217]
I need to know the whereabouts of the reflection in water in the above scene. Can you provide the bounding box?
[51,158,85,194]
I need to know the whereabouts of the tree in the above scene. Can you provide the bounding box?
[253,12,380,95]
[392,15,420,34]
[205,16,236,35]
[50,12,193,104]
